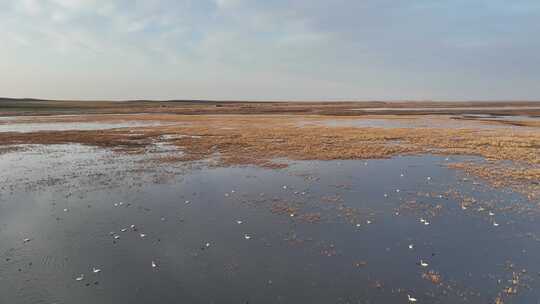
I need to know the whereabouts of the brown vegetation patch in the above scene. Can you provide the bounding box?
[0,114,538,198]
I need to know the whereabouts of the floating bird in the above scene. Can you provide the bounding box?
[407,294,417,302]
[113,235,120,240]
[139,233,146,238]
[419,218,426,223]
[236,220,243,225]
[244,234,251,240]
[113,203,119,207]
[408,244,414,250]
[224,193,230,197]
[424,221,430,226]
[419,260,428,267]
[185,200,190,204]
[356,223,361,228]
[92,267,101,273]
[282,185,287,189]
[23,238,31,243]
[400,173,405,177]
[151,261,157,268]
[130,224,136,229]
[489,211,495,216]
[384,193,388,198]
[205,242,211,248]
[396,189,401,193]
[493,222,499,227]
[75,274,85,281]
[366,220,372,224]
[426,176,432,181]
[290,213,295,217]
[120,228,127,232]
[63,208,69,212]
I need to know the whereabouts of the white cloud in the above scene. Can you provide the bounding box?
[0,0,539,100]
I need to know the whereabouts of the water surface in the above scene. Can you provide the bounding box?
[1,146,538,304]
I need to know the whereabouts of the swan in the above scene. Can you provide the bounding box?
[407,294,417,302]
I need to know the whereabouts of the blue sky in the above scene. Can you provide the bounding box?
[1,0,539,100]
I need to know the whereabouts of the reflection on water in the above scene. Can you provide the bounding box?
[1,145,539,303]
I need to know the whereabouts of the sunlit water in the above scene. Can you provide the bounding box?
[1,145,539,304]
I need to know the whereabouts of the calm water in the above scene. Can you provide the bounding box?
[0,121,173,133]
[1,145,539,304]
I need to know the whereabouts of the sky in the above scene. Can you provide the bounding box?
[1,0,539,101]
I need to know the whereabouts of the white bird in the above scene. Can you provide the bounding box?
[366,220,372,224]
[120,228,127,232]
[426,176,432,181]
[493,222,499,227]
[408,244,414,250]
[236,220,243,225]
[407,294,417,302]
[92,267,101,273]
[113,235,120,240]
[23,238,31,243]
[396,189,401,193]
[130,224,136,229]
[424,221,430,226]
[63,208,69,212]
[139,233,146,238]
[75,274,84,281]
[290,213,295,217]
[224,193,230,197]
[356,223,361,228]
[205,242,211,248]
[185,200,190,204]
[244,234,251,240]
[384,193,388,198]
[113,203,119,207]
[419,259,428,267]
[419,218,426,223]
[151,261,157,268]
[489,211,495,216]
[400,173,405,177]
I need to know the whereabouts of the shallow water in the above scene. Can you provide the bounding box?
[0,121,171,133]
[301,116,527,129]
[352,106,540,112]
[459,114,540,122]
[1,146,539,304]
